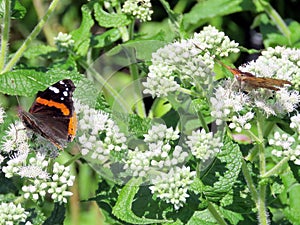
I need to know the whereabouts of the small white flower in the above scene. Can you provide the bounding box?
[54,32,74,52]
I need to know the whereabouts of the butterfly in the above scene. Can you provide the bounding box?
[18,79,77,149]
[218,60,292,91]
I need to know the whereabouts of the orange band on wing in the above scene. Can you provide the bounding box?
[68,113,77,139]
[36,97,70,116]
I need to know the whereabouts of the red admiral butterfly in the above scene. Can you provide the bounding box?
[18,79,77,149]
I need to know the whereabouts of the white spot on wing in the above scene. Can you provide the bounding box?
[49,86,59,93]
[63,91,68,96]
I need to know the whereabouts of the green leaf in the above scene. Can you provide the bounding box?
[43,203,66,225]
[187,209,217,225]
[94,3,132,28]
[0,0,26,19]
[283,184,300,225]
[0,69,82,96]
[201,134,243,201]
[92,28,121,48]
[23,44,57,59]
[112,178,171,224]
[71,5,94,56]
[182,0,254,31]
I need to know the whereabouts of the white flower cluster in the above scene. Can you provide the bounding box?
[228,112,254,133]
[1,124,75,204]
[210,84,250,126]
[143,26,239,98]
[269,131,300,165]
[123,124,195,209]
[186,129,223,161]
[47,162,75,203]
[0,202,30,225]
[149,166,196,210]
[193,25,240,57]
[54,32,74,52]
[122,0,153,22]
[124,124,187,177]
[75,101,127,164]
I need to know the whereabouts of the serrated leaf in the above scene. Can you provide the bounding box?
[71,5,94,56]
[92,28,121,48]
[112,178,171,224]
[43,203,66,225]
[182,0,254,30]
[0,69,82,96]
[201,134,243,201]
[94,3,132,28]
[23,44,57,59]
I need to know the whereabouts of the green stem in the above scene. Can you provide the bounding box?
[260,0,291,44]
[261,157,290,178]
[33,0,55,46]
[2,0,60,73]
[256,115,269,225]
[241,159,258,203]
[207,202,228,225]
[197,110,209,133]
[126,22,146,117]
[0,0,11,71]
[65,153,82,167]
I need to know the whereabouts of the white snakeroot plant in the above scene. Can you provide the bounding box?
[143,25,240,98]
[123,123,196,209]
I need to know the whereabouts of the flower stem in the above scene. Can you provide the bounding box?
[207,202,228,225]
[2,0,60,73]
[259,0,291,45]
[126,22,146,117]
[0,0,11,71]
[241,159,258,203]
[261,157,290,178]
[256,114,269,225]
[65,153,82,167]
